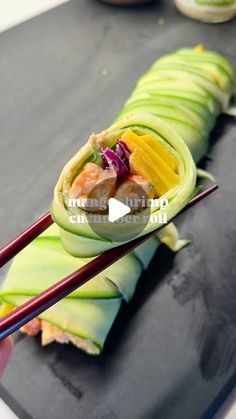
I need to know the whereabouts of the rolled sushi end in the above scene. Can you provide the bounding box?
[40,320,100,355]
[51,112,196,257]
[0,303,101,354]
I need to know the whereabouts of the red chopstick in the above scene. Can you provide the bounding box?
[0,184,218,341]
[0,212,53,269]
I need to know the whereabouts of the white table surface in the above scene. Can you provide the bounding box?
[215,389,236,419]
[0,398,18,418]
[0,0,69,33]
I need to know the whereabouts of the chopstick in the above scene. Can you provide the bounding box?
[0,184,218,341]
[0,212,53,269]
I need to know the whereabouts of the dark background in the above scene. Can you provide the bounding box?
[0,1,236,418]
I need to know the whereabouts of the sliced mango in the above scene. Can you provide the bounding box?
[122,129,178,172]
[139,134,178,172]
[121,129,179,196]
[130,151,167,196]
[0,303,14,317]
[122,129,140,145]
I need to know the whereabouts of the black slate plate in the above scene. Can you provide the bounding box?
[0,1,236,418]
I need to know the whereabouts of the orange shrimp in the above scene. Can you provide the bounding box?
[69,163,117,210]
[115,175,155,200]
[69,163,104,199]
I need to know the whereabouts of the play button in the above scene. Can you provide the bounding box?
[108,198,131,223]
[81,177,151,242]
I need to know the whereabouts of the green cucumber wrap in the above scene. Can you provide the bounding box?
[1,47,235,354]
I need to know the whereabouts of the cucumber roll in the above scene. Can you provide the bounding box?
[1,47,235,354]
[52,112,196,257]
